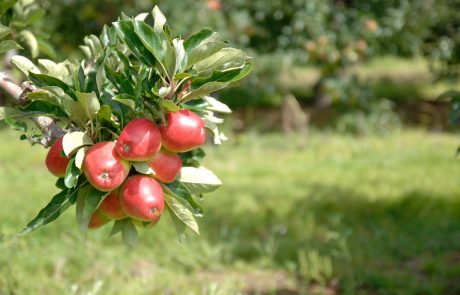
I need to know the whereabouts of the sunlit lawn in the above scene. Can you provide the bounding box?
[1,128,460,294]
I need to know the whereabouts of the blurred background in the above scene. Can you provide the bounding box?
[1,0,460,294]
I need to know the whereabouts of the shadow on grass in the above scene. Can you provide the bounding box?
[203,184,460,294]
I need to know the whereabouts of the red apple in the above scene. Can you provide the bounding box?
[160,109,206,152]
[99,190,127,220]
[148,149,182,183]
[115,118,162,161]
[82,141,130,192]
[88,209,110,229]
[45,136,70,177]
[131,216,161,228]
[207,0,221,11]
[145,215,161,228]
[120,175,164,222]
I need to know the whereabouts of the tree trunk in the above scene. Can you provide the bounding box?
[281,93,309,148]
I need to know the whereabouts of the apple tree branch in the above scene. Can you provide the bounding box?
[0,71,64,147]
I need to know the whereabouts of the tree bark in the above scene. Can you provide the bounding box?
[0,71,64,147]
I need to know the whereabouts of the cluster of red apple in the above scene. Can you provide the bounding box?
[45,109,205,229]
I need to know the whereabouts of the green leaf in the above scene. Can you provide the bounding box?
[161,100,180,112]
[112,94,136,109]
[202,110,224,124]
[114,48,132,76]
[152,6,166,33]
[97,105,119,128]
[100,94,130,128]
[135,12,149,21]
[104,63,135,95]
[96,63,105,93]
[75,91,100,121]
[75,185,91,231]
[101,25,117,47]
[0,40,22,55]
[19,190,70,235]
[75,147,87,169]
[41,86,66,98]
[18,100,67,118]
[133,15,174,77]
[177,166,222,194]
[165,193,200,236]
[203,114,227,145]
[121,218,138,247]
[11,55,40,76]
[0,106,19,120]
[55,178,66,190]
[179,148,205,168]
[22,7,45,25]
[167,206,186,241]
[0,0,16,15]
[36,38,58,59]
[29,72,75,99]
[113,20,156,67]
[97,104,113,122]
[133,19,165,62]
[132,162,154,175]
[73,64,85,92]
[62,96,87,128]
[80,45,91,59]
[173,38,186,73]
[18,182,84,235]
[193,63,253,87]
[0,106,27,131]
[180,63,252,102]
[164,181,204,217]
[174,72,196,80]
[85,55,105,95]
[193,48,249,75]
[26,90,57,104]
[110,219,124,237]
[17,30,38,58]
[203,96,232,113]
[438,90,460,102]
[184,29,226,69]
[88,35,103,56]
[184,28,215,53]
[37,59,70,81]
[78,186,109,231]
[164,39,176,78]
[64,158,80,188]
[62,131,93,157]
[0,24,12,39]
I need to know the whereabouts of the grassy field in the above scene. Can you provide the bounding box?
[1,128,460,294]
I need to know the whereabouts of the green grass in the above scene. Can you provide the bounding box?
[1,128,460,294]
